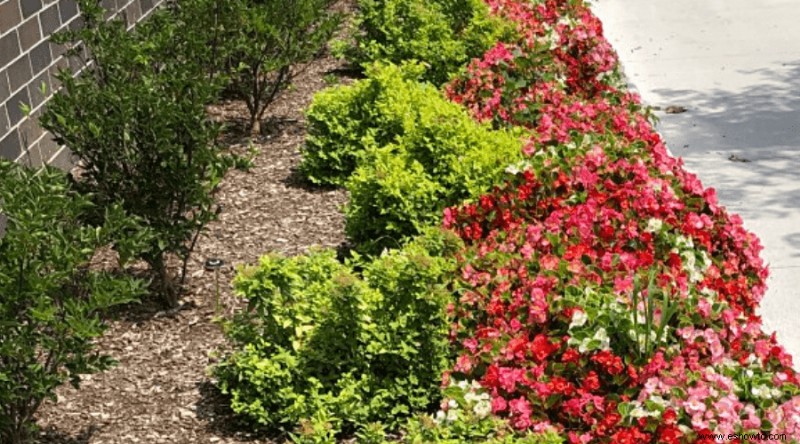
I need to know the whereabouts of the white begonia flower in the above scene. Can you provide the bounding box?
[594,327,611,350]
[572,337,589,353]
[682,250,696,269]
[700,287,716,297]
[547,30,560,50]
[434,410,446,424]
[676,235,694,249]
[700,250,711,267]
[627,401,659,418]
[645,218,663,233]
[569,310,588,329]
[752,384,772,399]
[465,391,482,404]
[447,399,458,410]
[678,244,712,283]
[505,161,532,176]
[609,301,626,314]
[576,327,611,353]
[468,392,492,402]
[649,396,667,407]
[457,380,469,391]
[635,331,648,353]
[446,409,458,423]
[473,400,492,419]
[633,306,648,324]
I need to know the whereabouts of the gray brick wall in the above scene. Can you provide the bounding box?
[0,0,164,169]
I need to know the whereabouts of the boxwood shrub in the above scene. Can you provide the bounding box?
[344,129,521,255]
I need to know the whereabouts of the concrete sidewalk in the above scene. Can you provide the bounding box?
[592,0,800,361]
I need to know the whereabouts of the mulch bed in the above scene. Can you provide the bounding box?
[34,4,357,442]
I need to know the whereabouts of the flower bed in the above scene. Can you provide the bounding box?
[216,0,800,442]
[440,0,800,442]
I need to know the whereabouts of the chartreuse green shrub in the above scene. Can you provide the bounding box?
[344,0,515,84]
[213,228,463,438]
[301,63,523,254]
[344,117,523,254]
[300,62,429,186]
[41,0,233,307]
[0,160,148,444]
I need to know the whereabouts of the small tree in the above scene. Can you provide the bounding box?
[0,160,148,444]
[41,0,233,307]
[180,0,341,135]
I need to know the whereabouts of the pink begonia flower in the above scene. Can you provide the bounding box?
[697,297,712,318]
[509,397,533,429]
[742,405,762,430]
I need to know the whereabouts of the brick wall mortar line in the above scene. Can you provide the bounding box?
[12,126,49,163]
[5,53,84,149]
[46,143,67,165]
[1,14,78,108]
[2,0,163,104]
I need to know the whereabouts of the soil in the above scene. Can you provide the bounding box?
[34,2,358,442]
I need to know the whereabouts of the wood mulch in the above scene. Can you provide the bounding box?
[34,3,358,442]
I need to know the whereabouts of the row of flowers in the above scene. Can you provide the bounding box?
[435,0,800,443]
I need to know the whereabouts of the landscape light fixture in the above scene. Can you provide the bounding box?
[204,258,225,314]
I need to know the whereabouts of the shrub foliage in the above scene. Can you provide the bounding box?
[300,62,430,186]
[0,161,147,444]
[175,0,341,135]
[214,229,462,436]
[344,0,514,85]
[41,0,233,307]
[301,62,523,253]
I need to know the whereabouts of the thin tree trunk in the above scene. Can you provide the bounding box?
[151,253,179,308]
[249,114,261,136]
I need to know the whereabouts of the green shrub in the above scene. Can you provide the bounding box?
[213,228,463,436]
[301,63,522,254]
[174,0,341,135]
[300,62,428,186]
[345,0,515,85]
[40,0,233,307]
[344,148,444,252]
[156,0,235,82]
[344,116,523,255]
[0,161,148,444]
